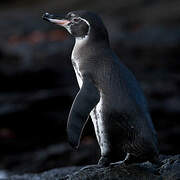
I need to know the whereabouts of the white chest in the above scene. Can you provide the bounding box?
[71,37,89,88]
[72,60,83,88]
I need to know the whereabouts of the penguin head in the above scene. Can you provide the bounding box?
[43,11,90,38]
[43,11,109,43]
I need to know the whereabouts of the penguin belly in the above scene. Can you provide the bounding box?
[90,98,110,157]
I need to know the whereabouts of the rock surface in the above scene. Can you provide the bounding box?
[9,155,180,180]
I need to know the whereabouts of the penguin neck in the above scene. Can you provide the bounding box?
[75,35,89,45]
[74,32,110,50]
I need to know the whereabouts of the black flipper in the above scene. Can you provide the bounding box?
[67,77,100,149]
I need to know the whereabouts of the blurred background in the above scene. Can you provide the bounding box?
[0,0,180,176]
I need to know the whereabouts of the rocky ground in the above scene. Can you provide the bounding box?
[9,155,180,180]
[0,0,180,179]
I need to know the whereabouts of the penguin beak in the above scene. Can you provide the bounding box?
[42,12,70,26]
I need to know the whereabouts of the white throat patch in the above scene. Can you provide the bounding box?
[71,18,90,88]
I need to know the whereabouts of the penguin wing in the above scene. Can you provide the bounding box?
[67,77,100,149]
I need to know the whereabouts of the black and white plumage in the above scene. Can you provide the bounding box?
[43,11,159,166]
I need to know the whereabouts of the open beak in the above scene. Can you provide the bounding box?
[42,12,70,26]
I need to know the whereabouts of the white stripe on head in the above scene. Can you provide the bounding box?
[79,17,90,27]
[70,13,76,17]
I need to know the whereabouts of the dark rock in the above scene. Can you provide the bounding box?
[9,167,82,180]
[9,154,180,180]
[1,142,99,174]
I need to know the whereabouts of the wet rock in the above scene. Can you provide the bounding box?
[10,167,82,180]
[9,154,180,180]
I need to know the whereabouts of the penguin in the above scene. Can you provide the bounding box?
[43,11,159,167]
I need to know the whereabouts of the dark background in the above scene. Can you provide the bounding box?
[0,0,180,175]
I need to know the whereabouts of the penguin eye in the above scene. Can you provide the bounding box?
[73,18,80,23]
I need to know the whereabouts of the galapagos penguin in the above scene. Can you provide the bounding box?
[43,11,159,166]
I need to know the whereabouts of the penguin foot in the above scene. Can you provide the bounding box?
[110,161,126,168]
[98,156,111,167]
[110,153,130,168]
[79,164,102,171]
